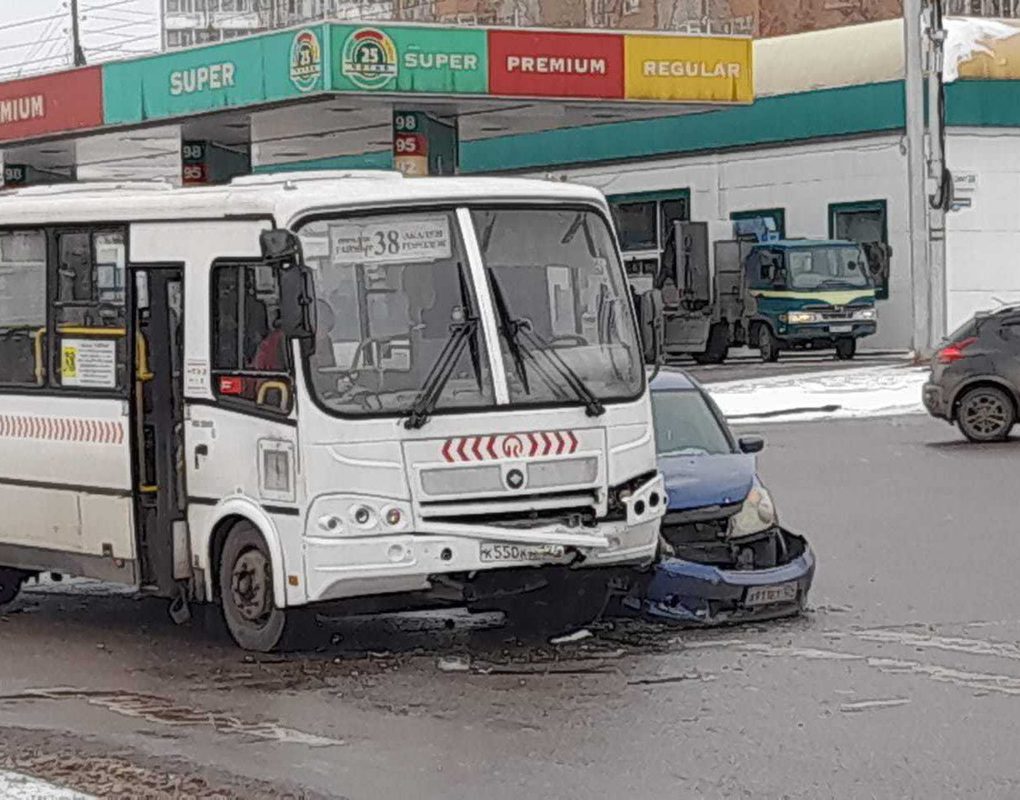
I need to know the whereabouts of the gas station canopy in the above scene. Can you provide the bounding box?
[0,22,753,183]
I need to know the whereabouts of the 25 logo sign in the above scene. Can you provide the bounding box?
[290,29,323,93]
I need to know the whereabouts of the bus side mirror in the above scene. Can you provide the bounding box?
[639,289,664,365]
[260,229,302,264]
[279,265,317,343]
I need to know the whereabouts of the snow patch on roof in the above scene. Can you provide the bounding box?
[945,16,1020,82]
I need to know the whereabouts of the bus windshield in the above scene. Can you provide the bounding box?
[785,246,871,291]
[472,207,642,407]
[297,205,641,417]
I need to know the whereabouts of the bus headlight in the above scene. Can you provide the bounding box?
[728,479,778,538]
[852,307,877,321]
[784,311,822,324]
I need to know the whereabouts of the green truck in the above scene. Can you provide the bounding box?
[652,222,887,364]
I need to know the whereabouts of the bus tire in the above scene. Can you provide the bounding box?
[219,523,287,652]
[0,568,25,607]
[758,325,780,363]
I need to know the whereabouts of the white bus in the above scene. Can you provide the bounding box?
[0,171,666,651]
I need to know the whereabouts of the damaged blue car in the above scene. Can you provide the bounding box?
[628,369,815,625]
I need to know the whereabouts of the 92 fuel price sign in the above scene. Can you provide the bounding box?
[393,111,429,177]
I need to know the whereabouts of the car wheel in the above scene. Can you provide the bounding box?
[0,568,25,607]
[758,325,780,363]
[219,523,287,652]
[835,338,856,360]
[956,386,1016,443]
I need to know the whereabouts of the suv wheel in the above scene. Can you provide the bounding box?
[956,386,1016,443]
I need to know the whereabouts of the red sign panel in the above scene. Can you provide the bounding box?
[0,67,103,144]
[442,430,580,463]
[488,30,624,99]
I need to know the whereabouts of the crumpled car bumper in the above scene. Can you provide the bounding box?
[625,529,815,625]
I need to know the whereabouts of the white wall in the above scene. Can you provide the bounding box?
[945,128,1020,330]
[538,135,914,350]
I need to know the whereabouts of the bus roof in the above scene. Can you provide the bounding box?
[0,171,609,230]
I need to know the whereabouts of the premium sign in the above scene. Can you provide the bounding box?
[332,26,487,94]
[488,31,623,98]
[624,35,753,103]
[0,68,103,144]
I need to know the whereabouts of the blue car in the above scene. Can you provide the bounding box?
[626,369,815,625]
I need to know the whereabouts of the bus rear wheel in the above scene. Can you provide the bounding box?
[0,568,25,607]
[219,524,287,652]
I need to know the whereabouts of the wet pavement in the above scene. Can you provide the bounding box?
[3,414,1020,798]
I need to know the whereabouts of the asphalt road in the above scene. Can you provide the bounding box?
[3,414,1020,799]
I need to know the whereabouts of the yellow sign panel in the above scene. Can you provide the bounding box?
[624,35,753,103]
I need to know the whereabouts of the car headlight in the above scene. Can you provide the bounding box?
[784,311,822,324]
[728,478,778,538]
[852,307,877,321]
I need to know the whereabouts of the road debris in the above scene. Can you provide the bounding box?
[839,698,912,713]
[549,629,593,645]
[437,655,472,673]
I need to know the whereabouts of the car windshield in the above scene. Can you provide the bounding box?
[785,246,871,290]
[298,210,495,416]
[471,207,643,406]
[652,388,733,456]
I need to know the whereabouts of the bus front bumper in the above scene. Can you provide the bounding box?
[301,516,661,605]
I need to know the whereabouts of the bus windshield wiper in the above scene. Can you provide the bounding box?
[488,269,605,418]
[404,318,479,430]
[405,264,481,430]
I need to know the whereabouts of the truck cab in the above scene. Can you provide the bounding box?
[745,239,878,362]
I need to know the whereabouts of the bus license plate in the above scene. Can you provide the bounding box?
[744,581,798,607]
[829,324,853,333]
[480,543,566,563]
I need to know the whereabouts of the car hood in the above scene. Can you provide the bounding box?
[659,452,756,511]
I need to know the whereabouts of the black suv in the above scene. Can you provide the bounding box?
[923,306,1020,442]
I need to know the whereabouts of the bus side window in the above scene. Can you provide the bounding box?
[0,230,47,387]
[53,229,128,393]
[211,262,294,415]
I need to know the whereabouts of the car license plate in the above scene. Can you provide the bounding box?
[480,543,566,563]
[829,324,853,333]
[744,581,799,607]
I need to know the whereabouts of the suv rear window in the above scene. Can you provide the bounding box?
[946,316,979,343]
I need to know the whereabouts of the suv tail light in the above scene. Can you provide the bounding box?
[937,336,977,364]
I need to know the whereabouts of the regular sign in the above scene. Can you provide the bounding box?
[624,35,753,103]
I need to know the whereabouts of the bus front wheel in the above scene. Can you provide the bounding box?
[219,524,287,652]
[0,568,25,607]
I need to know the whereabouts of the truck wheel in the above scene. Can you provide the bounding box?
[0,568,25,607]
[758,325,780,363]
[693,323,729,365]
[956,386,1016,443]
[219,523,287,652]
[835,338,857,360]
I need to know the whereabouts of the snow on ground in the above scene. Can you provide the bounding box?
[706,364,929,424]
[0,772,93,799]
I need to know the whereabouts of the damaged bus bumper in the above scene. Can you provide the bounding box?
[627,529,815,625]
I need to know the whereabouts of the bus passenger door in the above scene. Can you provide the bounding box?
[132,268,187,596]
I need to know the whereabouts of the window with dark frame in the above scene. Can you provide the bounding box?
[829,200,891,300]
[211,262,294,415]
[0,231,47,387]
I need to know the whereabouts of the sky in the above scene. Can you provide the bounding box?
[0,0,161,79]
